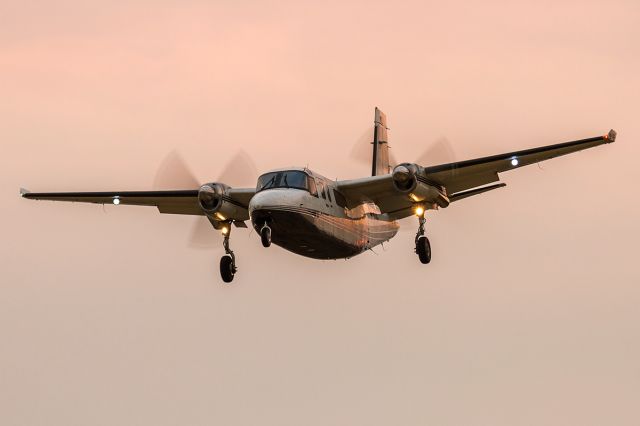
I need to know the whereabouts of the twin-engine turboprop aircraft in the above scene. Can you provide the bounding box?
[22,108,616,282]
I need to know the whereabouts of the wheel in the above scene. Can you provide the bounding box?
[416,236,431,264]
[219,255,235,283]
[260,226,271,248]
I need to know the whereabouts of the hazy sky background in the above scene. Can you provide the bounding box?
[2,1,639,424]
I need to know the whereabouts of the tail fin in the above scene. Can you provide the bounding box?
[372,107,392,176]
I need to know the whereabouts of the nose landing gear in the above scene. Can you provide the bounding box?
[219,225,237,283]
[260,224,272,248]
[414,210,431,264]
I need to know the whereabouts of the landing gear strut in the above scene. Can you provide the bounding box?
[260,224,272,248]
[219,225,237,283]
[414,212,431,264]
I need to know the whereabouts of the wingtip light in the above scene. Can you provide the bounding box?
[605,129,617,142]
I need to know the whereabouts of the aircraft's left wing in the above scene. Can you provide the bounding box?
[20,187,256,218]
[337,175,406,215]
[423,130,617,194]
[337,130,616,220]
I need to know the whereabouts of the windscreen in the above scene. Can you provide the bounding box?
[257,171,311,192]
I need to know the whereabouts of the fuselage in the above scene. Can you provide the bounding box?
[248,168,399,259]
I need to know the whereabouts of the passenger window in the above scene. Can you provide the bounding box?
[317,180,326,199]
[308,177,318,196]
[333,190,347,208]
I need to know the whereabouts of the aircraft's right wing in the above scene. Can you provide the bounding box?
[21,187,256,218]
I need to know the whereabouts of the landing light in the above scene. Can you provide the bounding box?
[216,212,226,221]
[511,158,519,166]
[415,206,424,217]
[221,226,229,235]
[113,197,120,205]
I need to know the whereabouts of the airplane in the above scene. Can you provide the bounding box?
[21,108,616,283]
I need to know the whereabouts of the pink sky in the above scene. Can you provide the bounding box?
[2,1,640,424]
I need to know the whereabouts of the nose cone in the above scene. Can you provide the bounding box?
[248,190,276,214]
[249,189,306,224]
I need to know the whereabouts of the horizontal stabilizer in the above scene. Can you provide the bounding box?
[449,183,507,202]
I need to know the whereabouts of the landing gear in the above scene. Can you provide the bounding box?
[414,211,431,264]
[220,255,235,283]
[416,235,431,264]
[219,225,237,283]
[260,224,272,248]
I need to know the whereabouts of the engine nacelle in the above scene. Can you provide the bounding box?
[198,183,246,221]
[392,163,420,192]
[391,163,449,208]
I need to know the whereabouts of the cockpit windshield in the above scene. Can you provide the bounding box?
[257,171,311,192]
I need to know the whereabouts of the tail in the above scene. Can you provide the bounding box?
[372,107,391,176]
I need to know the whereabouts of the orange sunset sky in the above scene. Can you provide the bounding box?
[2,1,640,424]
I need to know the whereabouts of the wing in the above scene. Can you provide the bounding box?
[337,130,616,219]
[20,187,256,217]
[425,130,616,194]
[337,174,400,211]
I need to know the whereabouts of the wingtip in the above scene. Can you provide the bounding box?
[20,187,30,197]
[605,129,617,143]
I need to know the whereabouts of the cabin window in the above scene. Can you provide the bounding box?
[257,171,314,193]
[308,177,317,196]
[333,189,347,208]
[317,179,326,199]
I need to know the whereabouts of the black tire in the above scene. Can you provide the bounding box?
[416,236,431,264]
[220,255,235,283]
[260,226,271,248]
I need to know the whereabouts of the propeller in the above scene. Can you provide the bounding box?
[153,151,200,189]
[349,128,374,165]
[217,150,259,188]
[349,128,455,169]
[153,149,258,249]
[349,127,397,167]
[415,136,456,167]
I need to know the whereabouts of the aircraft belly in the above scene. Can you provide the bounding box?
[251,207,398,260]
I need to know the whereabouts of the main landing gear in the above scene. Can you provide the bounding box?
[414,209,431,264]
[219,225,237,283]
[217,222,271,283]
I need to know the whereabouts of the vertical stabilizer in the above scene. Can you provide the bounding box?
[372,107,391,176]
